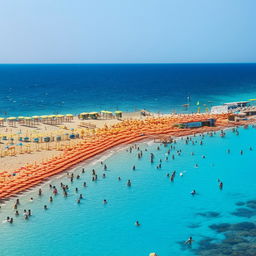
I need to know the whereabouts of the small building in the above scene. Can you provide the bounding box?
[243,109,256,116]
[211,101,250,114]
[177,119,216,129]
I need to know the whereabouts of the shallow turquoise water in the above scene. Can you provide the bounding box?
[1,126,256,256]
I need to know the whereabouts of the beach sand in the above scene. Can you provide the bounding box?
[0,112,144,172]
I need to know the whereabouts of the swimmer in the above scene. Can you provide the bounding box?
[75,187,78,193]
[132,165,136,170]
[29,197,33,201]
[14,203,17,210]
[127,180,132,187]
[9,218,13,224]
[170,171,176,182]
[191,190,196,196]
[49,196,53,202]
[16,199,20,205]
[53,188,58,195]
[227,149,230,154]
[44,205,48,210]
[77,199,80,204]
[103,199,107,204]
[103,173,106,178]
[79,194,83,199]
[77,175,80,179]
[83,182,87,187]
[28,209,32,216]
[82,168,85,173]
[38,188,42,196]
[118,177,121,181]
[135,220,140,227]
[240,150,243,155]
[219,181,223,190]
[185,236,194,246]
[15,210,19,216]
[104,164,107,171]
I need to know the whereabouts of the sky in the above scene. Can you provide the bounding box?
[0,0,255,63]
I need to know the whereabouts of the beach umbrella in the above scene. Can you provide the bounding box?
[115,110,123,119]
[7,117,17,126]
[65,114,74,122]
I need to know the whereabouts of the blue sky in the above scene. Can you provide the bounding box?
[0,0,255,63]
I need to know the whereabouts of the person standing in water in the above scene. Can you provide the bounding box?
[185,236,194,246]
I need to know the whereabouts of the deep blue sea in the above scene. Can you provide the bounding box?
[0,64,256,116]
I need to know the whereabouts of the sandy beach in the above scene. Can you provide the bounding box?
[0,112,144,172]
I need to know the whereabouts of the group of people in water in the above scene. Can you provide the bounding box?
[2,125,254,248]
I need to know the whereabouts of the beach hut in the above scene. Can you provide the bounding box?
[79,112,89,120]
[7,117,17,127]
[65,114,73,122]
[89,112,98,119]
[115,110,122,119]
[0,118,4,126]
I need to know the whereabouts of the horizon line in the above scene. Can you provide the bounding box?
[0,62,255,65]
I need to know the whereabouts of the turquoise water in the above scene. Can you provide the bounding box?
[1,127,256,255]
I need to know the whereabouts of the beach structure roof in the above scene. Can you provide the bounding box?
[56,114,64,117]
[41,115,48,118]
[7,117,16,120]
[105,111,112,114]
[89,112,98,115]
[223,101,249,106]
[24,117,32,120]
[66,114,73,117]
[18,116,25,119]
[32,116,40,119]
[0,118,4,121]
[115,110,122,114]
[80,112,89,115]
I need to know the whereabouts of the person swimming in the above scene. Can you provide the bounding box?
[191,190,196,196]
[75,187,78,193]
[135,220,140,227]
[29,197,33,201]
[127,180,131,187]
[118,177,121,181]
[104,164,107,171]
[82,168,85,173]
[103,199,107,204]
[132,165,136,170]
[77,199,80,204]
[219,181,223,190]
[49,196,53,202]
[15,210,19,216]
[44,205,48,210]
[103,173,106,178]
[38,188,42,196]
[79,194,83,199]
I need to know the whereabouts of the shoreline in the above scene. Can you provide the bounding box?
[0,113,253,201]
